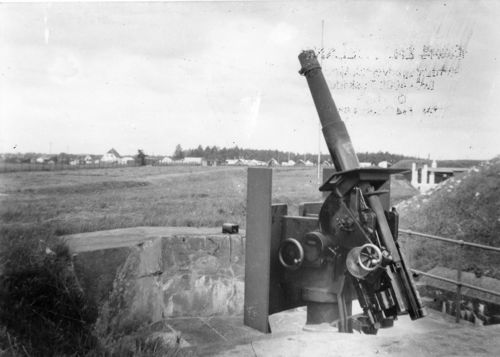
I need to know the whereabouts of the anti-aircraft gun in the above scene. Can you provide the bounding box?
[244,50,426,334]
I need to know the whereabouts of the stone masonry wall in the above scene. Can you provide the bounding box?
[67,227,245,337]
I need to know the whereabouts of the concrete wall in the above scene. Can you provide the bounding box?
[66,227,245,337]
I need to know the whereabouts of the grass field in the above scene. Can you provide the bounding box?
[0,165,417,243]
[0,165,420,249]
[0,166,331,248]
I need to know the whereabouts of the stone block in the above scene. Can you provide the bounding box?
[67,227,246,338]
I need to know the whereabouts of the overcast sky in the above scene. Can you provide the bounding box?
[1,1,499,160]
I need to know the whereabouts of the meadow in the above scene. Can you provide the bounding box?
[0,165,419,243]
[0,166,330,248]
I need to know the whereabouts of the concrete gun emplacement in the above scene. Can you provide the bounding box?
[244,50,426,335]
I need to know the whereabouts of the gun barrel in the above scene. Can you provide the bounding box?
[298,50,360,172]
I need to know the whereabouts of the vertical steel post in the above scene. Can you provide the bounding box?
[455,240,464,323]
[244,168,273,333]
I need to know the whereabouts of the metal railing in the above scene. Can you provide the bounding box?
[399,229,500,323]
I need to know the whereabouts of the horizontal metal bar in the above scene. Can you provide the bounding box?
[305,213,319,217]
[412,269,458,285]
[283,215,319,221]
[412,269,500,298]
[400,229,500,253]
[399,229,460,244]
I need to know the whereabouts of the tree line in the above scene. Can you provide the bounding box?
[172,144,418,165]
[1,146,421,166]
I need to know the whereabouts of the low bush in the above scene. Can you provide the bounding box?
[0,237,99,356]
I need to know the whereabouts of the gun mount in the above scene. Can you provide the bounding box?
[244,50,426,334]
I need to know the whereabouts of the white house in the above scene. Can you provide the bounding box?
[267,158,280,167]
[248,159,266,166]
[101,148,121,163]
[35,155,51,164]
[282,160,296,167]
[180,157,206,166]
[160,156,173,164]
[118,157,134,165]
[359,162,374,168]
[295,159,314,167]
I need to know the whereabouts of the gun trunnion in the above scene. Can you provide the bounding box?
[244,50,426,334]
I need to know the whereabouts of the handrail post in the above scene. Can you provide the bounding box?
[455,240,464,323]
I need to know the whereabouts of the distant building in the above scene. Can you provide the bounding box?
[101,148,121,163]
[160,156,173,164]
[282,159,296,167]
[247,159,265,166]
[180,157,206,166]
[118,157,135,165]
[35,155,51,164]
[410,160,468,193]
[35,155,57,164]
[267,158,280,167]
[224,158,267,166]
[295,159,314,167]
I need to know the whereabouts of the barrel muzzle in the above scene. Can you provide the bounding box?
[298,50,360,172]
[299,50,322,76]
